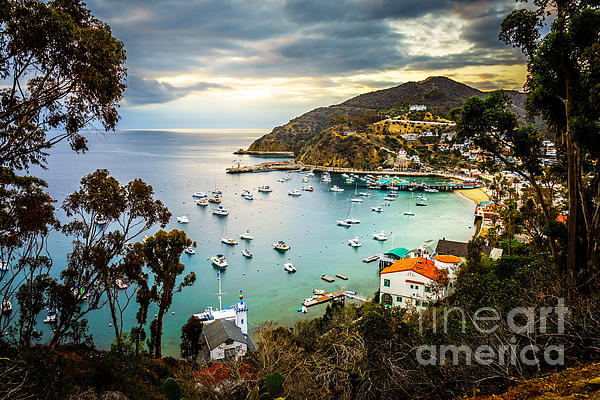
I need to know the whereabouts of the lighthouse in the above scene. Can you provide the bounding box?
[235,290,248,335]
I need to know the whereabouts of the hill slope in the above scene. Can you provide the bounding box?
[247,76,527,167]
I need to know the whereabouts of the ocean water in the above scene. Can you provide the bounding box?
[31,129,476,356]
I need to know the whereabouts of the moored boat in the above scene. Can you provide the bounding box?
[176,215,190,223]
[212,254,228,268]
[347,236,362,247]
[288,189,302,196]
[240,230,254,240]
[184,247,196,255]
[196,198,209,206]
[284,263,297,273]
[258,185,272,192]
[212,206,229,216]
[273,241,290,251]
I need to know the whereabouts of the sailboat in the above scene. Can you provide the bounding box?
[404,196,415,216]
[221,220,238,245]
[344,202,360,224]
[350,182,363,202]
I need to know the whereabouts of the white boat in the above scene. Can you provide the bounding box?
[404,210,415,216]
[277,177,287,182]
[417,195,429,201]
[115,279,128,290]
[371,206,383,212]
[240,230,254,240]
[221,236,238,245]
[288,189,302,196]
[212,254,228,268]
[330,185,344,192]
[196,198,209,206]
[284,263,296,273]
[359,192,370,196]
[244,193,254,200]
[2,299,12,314]
[212,189,223,195]
[383,196,396,201]
[242,249,253,258]
[241,189,251,197]
[258,185,272,192]
[302,185,314,191]
[298,305,308,313]
[176,215,190,223]
[192,192,207,198]
[341,173,349,178]
[387,192,399,198]
[273,241,290,251]
[44,309,57,323]
[208,195,221,203]
[347,237,362,247]
[337,219,351,227]
[373,231,388,241]
[212,206,229,216]
[185,247,196,255]
[350,198,363,203]
[345,217,360,224]
[321,176,331,182]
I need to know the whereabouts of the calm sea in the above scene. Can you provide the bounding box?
[31,129,476,356]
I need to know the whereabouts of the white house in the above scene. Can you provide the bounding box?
[379,257,449,309]
[409,105,427,111]
[200,319,255,362]
[433,254,463,279]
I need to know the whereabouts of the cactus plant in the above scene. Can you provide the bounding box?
[163,377,181,400]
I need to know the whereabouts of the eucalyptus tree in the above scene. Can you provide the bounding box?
[137,229,196,358]
[499,1,600,290]
[47,169,169,347]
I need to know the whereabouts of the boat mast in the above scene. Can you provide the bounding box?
[216,272,224,310]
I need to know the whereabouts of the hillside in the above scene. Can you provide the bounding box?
[247,76,528,167]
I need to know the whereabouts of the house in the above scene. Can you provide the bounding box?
[435,239,503,260]
[401,133,419,141]
[433,254,463,279]
[409,105,427,111]
[379,257,449,309]
[200,319,256,362]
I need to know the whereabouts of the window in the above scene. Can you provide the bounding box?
[409,284,414,289]
[425,286,431,293]
[384,279,390,287]
[413,285,419,290]
[396,296,402,302]
[241,319,244,324]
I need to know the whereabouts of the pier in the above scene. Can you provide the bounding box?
[302,290,369,307]
[362,254,380,263]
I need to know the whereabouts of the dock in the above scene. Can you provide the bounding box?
[362,254,380,263]
[302,290,369,307]
[335,273,348,280]
[321,274,335,283]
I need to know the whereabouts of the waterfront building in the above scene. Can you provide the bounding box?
[200,319,256,362]
[379,257,449,309]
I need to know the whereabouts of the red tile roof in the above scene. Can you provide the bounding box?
[380,257,447,281]
[434,254,463,263]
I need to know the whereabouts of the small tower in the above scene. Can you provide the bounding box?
[235,290,248,335]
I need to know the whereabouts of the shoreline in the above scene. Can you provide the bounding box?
[456,188,490,205]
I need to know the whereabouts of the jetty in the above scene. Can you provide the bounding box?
[321,274,335,283]
[302,290,369,307]
[233,149,294,157]
[362,254,380,263]
[335,273,348,280]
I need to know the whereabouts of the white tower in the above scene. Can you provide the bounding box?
[235,290,248,335]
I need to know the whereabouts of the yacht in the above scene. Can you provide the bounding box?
[284,263,297,273]
[44,309,57,323]
[371,206,383,213]
[184,247,196,255]
[337,220,352,227]
[176,215,190,223]
[221,236,238,245]
[241,189,251,197]
[344,217,360,224]
[2,299,12,314]
[330,185,344,192]
[347,237,362,247]
[208,195,221,203]
[192,192,207,198]
[383,196,396,201]
[273,241,290,251]
[212,254,228,268]
[243,193,254,200]
[404,210,415,216]
[302,185,314,191]
[240,230,254,240]
[416,202,427,207]
[359,192,370,196]
[350,198,363,203]
[115,279,128,290]
[373,231,388,241]
[242,249,253,258]
[212,206,229,216]
[258,185,272,192]
[196,198,209,206]
[212,189,223,195]
[288,189,302,196]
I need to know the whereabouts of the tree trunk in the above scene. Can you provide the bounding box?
[107,287,120,339]
[565,108,578,292]
[155,306,164,358]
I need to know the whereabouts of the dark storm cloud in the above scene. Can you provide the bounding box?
[85,0,522,105]
[125,75,227,106]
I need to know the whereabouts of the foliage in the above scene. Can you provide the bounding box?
[263,371,285,397]
[163,377,181,400]
[180,316,204,363]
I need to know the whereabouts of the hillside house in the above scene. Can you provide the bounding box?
[200,319,256,362]
[379,257,449,309]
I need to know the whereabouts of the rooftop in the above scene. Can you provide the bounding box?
[380,257,446,281]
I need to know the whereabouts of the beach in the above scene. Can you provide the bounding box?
[456,188,490,204]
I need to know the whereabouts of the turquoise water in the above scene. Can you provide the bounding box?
[32,129,476,356]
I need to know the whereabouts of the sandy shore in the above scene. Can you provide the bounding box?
[456,188,490,204]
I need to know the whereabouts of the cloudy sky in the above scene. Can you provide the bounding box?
[85,0,527,129]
